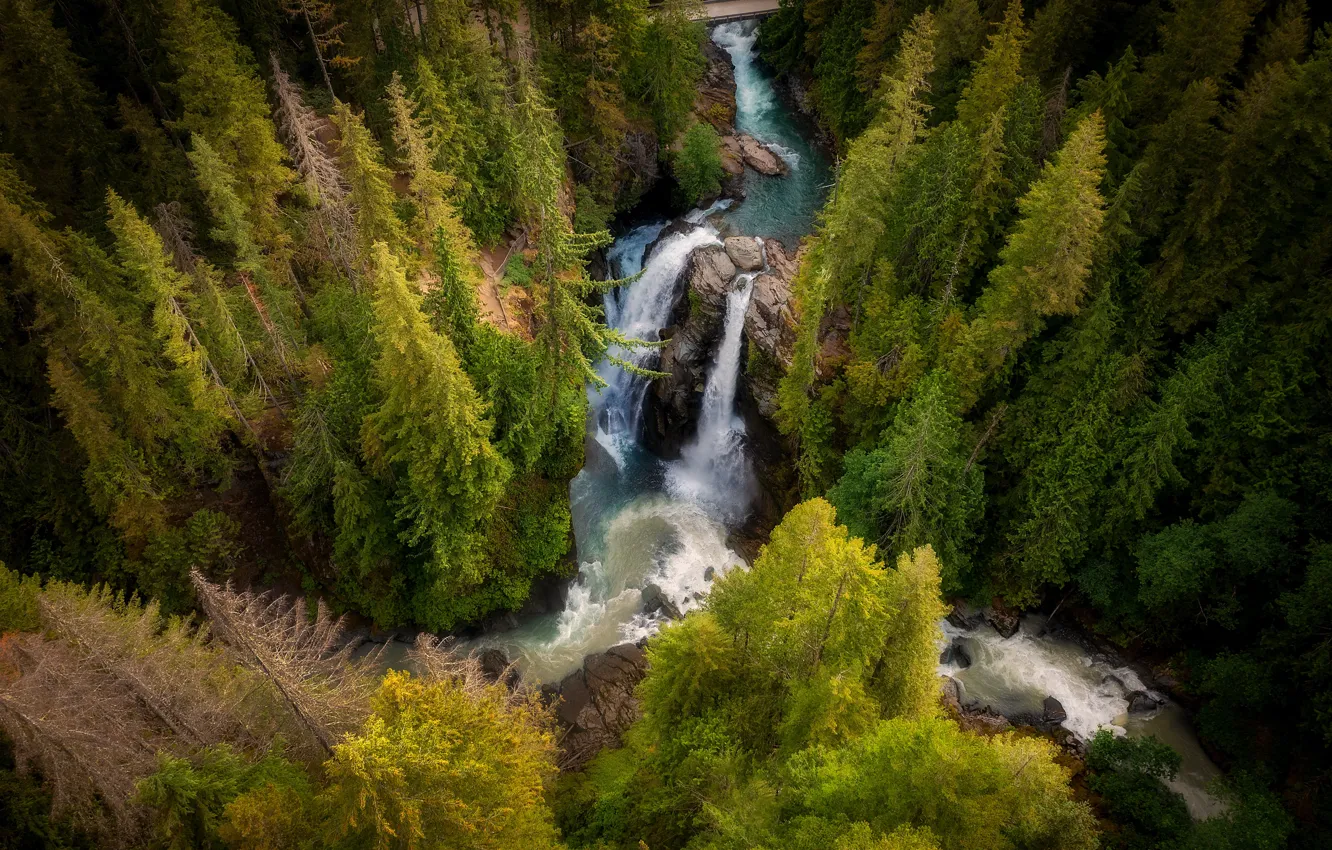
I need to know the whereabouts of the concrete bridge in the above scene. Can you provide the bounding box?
[700,0,782,22]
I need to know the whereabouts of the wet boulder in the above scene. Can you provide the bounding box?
[724,236,764,272]
[641,583,682,620]
[1127,690,1164,713]
[939,638,972,669]
[983,600,1022,639]
[1043,696,1068,725]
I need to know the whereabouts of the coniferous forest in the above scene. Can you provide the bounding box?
[1,0,1330,848]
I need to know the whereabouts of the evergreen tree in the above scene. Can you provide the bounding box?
[0,0,109,224]
[360,242,510,629]
[331,101,407,260]
[830,371,982,588]
[954,0,1028,133]
[946,111,1108,406]
[160,0,294,244]
[629,0,707,141]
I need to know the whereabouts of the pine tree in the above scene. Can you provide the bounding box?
[946,111,1107,406]
[954,0,1028,132]
[319,670,561,850]
[1136,0,1261,120]
[188,136,302,383]
[829,370,983,587]
[359,242,510,626]
[710,498,889,681]
[629,0,707,141]
[0,0,109,223]
[160,0,293,244]
[331,101,407,260]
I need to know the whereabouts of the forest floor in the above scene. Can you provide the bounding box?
[477,236,535,339]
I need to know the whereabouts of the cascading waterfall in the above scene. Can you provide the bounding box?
[668,244,763,522]
[473,210,747,682]
[462,22,1225,824]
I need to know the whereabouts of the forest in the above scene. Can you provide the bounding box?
[0,0,1329,848]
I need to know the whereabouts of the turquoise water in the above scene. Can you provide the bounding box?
[714,22,833,249]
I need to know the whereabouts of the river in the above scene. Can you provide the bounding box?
[469,19,1225,822]
[472,21,830,682]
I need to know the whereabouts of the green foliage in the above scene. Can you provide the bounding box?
[160,0,293,243]
[673,123,724,205]
[136,746,310,850]
[830,371,983,589]
[319,669,561,850]
[136,509,241,615]
[0,562,41,633]
[360,243,511,630]
[629,0,707,140]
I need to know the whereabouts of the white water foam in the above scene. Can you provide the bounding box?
[940,614,1225,819]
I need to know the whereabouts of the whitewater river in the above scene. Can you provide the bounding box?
[470,20,1224,821]
[473,22,830,681]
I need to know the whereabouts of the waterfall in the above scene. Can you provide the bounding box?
[472,210,745,682]
[668,243,763,521]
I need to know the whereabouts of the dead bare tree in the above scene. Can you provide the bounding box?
[191,571,385,758]
[0,635,160,844]
[269,54,359,282]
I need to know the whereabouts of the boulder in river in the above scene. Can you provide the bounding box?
[983,600,1022,639]
[940,676,1012,735]
[641,583,682,620]
[551,643,648,769]
[1127,690,1164,713]
[1043,696,1068,725]
[724,236,764,272]
[720,134,789,176]
[704,565,716,581]
[939,638,972,669]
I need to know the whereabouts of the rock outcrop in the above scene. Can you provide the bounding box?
[742,240,799,418]
[720,134,789,177]
[696,39,737,135]
[724,236,764,272]
[651,245,737,449]
[550,643,649,770]
[940,676,1013,735]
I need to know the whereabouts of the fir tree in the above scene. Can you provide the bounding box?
[947,111,1108,406]
[359,243,510,627]
[331,101,407,260]
[954,0,1028,132]
[160,0,294,244]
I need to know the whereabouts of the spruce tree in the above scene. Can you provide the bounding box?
[332,101,407,260]
[105,190,230,428]
[947,111,1107,406]
[160,0,293,244]
[954,0,1028,132]
[359,242,510,627]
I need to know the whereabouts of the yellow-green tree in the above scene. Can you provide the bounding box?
[947,111,1108,407]
[160,0,293,244]
[320,670,561,850]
